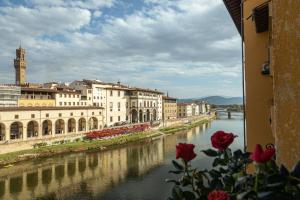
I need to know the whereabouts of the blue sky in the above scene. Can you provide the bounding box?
[0,0,242,98]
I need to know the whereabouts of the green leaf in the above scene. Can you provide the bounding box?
[169,170,183,174]
[213,158,227,167]
[291,161,300,178]
[182,191,196,200]
[172,185,184,200]
[209,169,222,179]
[172,160,184,171]
[166,179,180,185]
[236,190,256,200]
[257,191,274,199]
[279,165,289,177]
[202,149,219,157]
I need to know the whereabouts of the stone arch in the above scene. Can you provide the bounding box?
[131,109,138,123]
[27,120,39,138]
[42,120,52,136]
[55,119,65,134]
[10,121,23,139]
[68,118,76,133]
[139,110,143,123]
[0,123,5,141]
[78,118,86,132]
[153,109,157,121]
[89,117,98,130]
[146,109,150,122]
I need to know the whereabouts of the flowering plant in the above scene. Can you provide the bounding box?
[167,131,300,200]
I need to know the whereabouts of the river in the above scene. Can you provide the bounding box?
[0,114,243,200]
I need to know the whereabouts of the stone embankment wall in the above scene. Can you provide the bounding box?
[160,114,215,128]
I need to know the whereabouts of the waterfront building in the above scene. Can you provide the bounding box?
[0,85,21,107]
[197,101,207,114]
[177,103,192,118]
[70,80,128,127]
[224,0,300,168]
[14,46,26,85]
[162,95,177,121]
[125,88,163,123]
[192,103,200,116]
[0,106,104,142]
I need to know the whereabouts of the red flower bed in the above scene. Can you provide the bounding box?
[86,123,150,140]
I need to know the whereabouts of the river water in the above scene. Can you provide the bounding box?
[0,114,243,200]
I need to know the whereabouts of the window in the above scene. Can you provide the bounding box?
[110,116,113,122]
[64,102,67,106]
[59,113,62,117]
[77,102,79,106]
[73,102,75,106]
[70,112,73,116]
[88,90,92,94]
[126,102,128,108]
[118,91,120,97]
[110,90,113,96]
[109,102,113,111]
[81,112,84,116]
[59,102,62,106]
[92,112,94,115]
[46,113,49,117]
[126,116,128,120]
[99,111,102,115]
[64,94,67,97]
[118,102,120,111]
[118,116,121,121]
[60,94,62,97]
[144,101,146,107]
[68,102,71,106]
[31,114,35,118]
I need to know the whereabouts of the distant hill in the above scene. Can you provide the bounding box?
[179,96,243,105]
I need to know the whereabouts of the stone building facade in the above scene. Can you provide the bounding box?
[162,96,177,121]
[125,88,163,123]
[0,106,104,142]
[14,46,26,85]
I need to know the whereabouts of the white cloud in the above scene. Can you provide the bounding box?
[0,0,242,97]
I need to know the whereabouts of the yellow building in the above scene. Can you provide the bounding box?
[224,0,300,168]
[19,87,56,107]
[162,96,177,121]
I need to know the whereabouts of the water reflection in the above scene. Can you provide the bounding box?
[0,118,243,200]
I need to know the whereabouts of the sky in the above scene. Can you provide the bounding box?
[0,0,242,98]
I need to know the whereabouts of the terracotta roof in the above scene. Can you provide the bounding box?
[128,87,164,94]
[163,96,177,100]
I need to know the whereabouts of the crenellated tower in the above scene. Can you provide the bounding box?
[14,46,26,85]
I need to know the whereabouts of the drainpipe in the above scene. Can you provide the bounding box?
[241,0,247,152]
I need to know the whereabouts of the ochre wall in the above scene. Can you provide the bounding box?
[18,99,56,107]
[271,0,300,169]
[243,0,274,152]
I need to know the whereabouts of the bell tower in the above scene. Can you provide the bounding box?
[14,46,26,85]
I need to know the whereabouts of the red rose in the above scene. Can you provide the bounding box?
[176,143,197,162]
[208,190,231,200]
[211,131,237,151]
[250,144,275,163]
